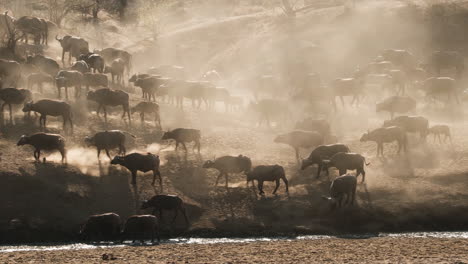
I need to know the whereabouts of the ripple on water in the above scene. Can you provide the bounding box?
[1,232,467,252]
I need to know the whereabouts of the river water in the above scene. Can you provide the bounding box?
[1,232,467,253]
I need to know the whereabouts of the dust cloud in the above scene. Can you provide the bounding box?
[1,0,468,243]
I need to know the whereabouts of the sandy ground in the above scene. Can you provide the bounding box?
[1,237,467,263]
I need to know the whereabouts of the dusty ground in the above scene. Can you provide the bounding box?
[1,237,467,263]
[1,97,468,243]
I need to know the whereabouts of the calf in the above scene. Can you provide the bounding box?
[295,118,331,136]
[322,174,357,209]
[26,54,60,77]
[161,128,201,153]
[133,76,164,102]
[80,213,121,242]
[129,74,164,100]
[202,87,230,111]
[203,155,252,188]
[274,130,324,160]
[331,78,364,108]
[79,53,105,73]
[55,70,83,99]
[121,215,159,244]
[131,101,161,128]
[17,132,66,163]
[360,126,407,156]
[249,99,289,126]
[376,96,416,119]
[428,125,452,144]
[83,73,108,92]
[301,144,350,178]
[22,99,73,133]
[141,195,189,225]
[105,58,125,84]
[111,153,161,187]
[419,77,459,104]
[383,115,429,139]
[85,130,134,160]
[427,51,464,77]
[27,73,54,93]
[322,152,369,182]
[87,88,131,123]
[70,60,89,74]
[246,165,288,195]
[129,73,154,83]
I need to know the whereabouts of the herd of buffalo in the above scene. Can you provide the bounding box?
[0,11,462,243]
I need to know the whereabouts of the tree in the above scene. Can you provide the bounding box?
[45,0,74,27]
[2,11,23,59]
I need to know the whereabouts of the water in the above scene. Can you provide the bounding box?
[1,232,466,253]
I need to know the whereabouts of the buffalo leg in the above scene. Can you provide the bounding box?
[282,177,289,193]
[338,195,343,208]
[1,103,5,122]
[103,106,107,123]
[258,180,264,195]
[156,228,160,243]
[181,142,188,152]
[316,164,322,178]
[60,149,66,163]
[224,173,229,188]
[294,147,300,160]
[105,149,111,160]
[358,168,365,183]
[8,103,12,124]
[97,148,101,159]
[175,141,179,151]
[126,106,131,124]
[122,105,127,118]
[62,117,67,132]
[119,144,126,155]
[140,113,144,125]
[152,169,162,189]
[38,115,44,129]
[96,105,101,117]
[172,209,178,224]
[131,170,137,185]
[180,207,189,226]
[159,209,164,224]
[272,179,280,194]
[339,168,346,176]
[68,115,74,134]
[215,172,222,185]
[194,140,201,153]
